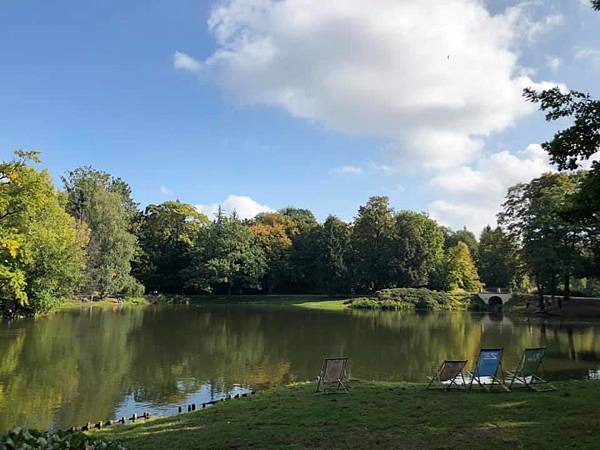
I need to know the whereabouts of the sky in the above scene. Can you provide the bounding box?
[1,0,599,232]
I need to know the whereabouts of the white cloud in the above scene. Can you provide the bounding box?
[332,165,363,175]
[174,51,202,72]
[195,194,273,220]
[177,1,567,232]
[428,144,554,232]
[575,48,600,71]
[505,2,563,43]
[194,0,561,169]
[546,56,562,72]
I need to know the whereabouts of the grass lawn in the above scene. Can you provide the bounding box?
[92,380,600,449]
[151,294,350,312]
[53,295,349,313]
[294,299,348,311]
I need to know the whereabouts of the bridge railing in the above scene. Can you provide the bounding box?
[479,287,512,294]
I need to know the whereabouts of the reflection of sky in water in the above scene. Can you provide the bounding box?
[114,383,250,423]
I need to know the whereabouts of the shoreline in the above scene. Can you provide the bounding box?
[50,293,600,320]
[89,379,600,449]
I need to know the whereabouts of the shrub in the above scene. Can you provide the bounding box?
[0,427,126,450]
[375,288,452,309]
[348,288,476,311]
[119,276,145,298]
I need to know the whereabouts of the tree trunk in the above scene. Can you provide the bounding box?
[561,273,570,309]
[227,281,233,298]
[538,284,545,310]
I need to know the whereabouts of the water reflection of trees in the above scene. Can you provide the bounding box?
[1,306,600,430]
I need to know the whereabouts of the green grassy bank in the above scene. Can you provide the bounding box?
[146,294,349,311]
[92,380,600,449]
[51,295,349,314]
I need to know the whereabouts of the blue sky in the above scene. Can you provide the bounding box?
[1,0,599,231]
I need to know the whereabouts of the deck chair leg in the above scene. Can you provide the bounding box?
[339,379,349,392]
[459,373,467,391]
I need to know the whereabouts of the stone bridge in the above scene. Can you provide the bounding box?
[478,288,512,307]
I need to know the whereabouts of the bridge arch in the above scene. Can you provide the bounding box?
[488,296,503,309]
[477,290,512,306]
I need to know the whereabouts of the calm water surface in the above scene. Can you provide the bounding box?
[1,304,600,430]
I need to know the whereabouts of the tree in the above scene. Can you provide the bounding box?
[279,208,321,293]
[444,241,482,292]
[392,211,445,288]
[477,226,521,289]
[498,173,583,308]
[316,216,352,294]
[523,1,600,290]
[445,227,479,263]
[278,207,318,234]
[135,201,209,293]
[0,152,87,314]
[62,167,143,297]
[249,213,293,293]
[351,197,395,291]
[186,212,266,296]
[523,88,600,171]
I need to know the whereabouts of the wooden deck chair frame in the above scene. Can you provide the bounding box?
[469,348,510,392]
[426,360,468,391]
[506,347,556,392]
[315,357,349,393]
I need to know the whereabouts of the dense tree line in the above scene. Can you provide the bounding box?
[3,148,599,316]
[0,153,488,315]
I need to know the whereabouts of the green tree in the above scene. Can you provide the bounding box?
[316,215,352,294]
[499,173,583,308]
[522,1,599,289]
[249,212,293,293]
[477,226,522,289]
[0,152,87,314]
[134,201,209,293]
[392,211,445,288]
[445,227,479,263]
[278,207,318,234]
[186,212,266,296]
[62,167,142,297]
[351,197,396,292]
[279,208,321,293]
[444,241,482,292]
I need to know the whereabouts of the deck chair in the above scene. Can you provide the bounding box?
[468,348,509,392]
[315,357,349,393]
[506,347,556,391]
[426,360,468,391]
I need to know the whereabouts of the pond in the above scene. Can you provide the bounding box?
[1,303,600,431]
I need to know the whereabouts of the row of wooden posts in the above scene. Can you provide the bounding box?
[70,390,256,433]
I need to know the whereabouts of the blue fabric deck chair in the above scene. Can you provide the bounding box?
[506,347,556,391]
[315,357,349,393]
[469,348,509,392]
[426,360,468,391]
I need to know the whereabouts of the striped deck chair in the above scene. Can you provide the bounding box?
[469,348,509,392]
[315,357,349,393]
[507,347,556,391]
[426,360,468,391]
